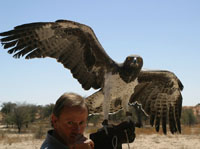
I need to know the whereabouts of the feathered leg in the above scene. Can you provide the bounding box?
[102,91,111,134]
[123,95,133,121]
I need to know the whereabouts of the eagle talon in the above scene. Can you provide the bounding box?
[135,122,142,128]
[102,119,109,135]
[102,119,108,126]
[126,111,132,117]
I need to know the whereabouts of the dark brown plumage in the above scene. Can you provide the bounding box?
[0,20,115,90]
[130,70,183,134]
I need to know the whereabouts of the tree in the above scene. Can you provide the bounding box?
[1,102,16,127]
[40,104,54,118]
[181,108,197,126]
[1,102,16,114]
[27,105,38,122]
[1,102,39,133]
[12,104,31,133]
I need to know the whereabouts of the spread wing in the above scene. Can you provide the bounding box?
[0,20,116,90]
[129,70,183,134]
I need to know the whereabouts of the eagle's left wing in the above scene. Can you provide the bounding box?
[129,70,183,134]
[0,20,116,90]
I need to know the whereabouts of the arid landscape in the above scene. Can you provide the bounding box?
[0,104,200,149]
[122,125,200,149]
[123,134,200,149]
[0,124,200,149]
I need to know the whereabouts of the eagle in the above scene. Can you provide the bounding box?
[0,19,183,134]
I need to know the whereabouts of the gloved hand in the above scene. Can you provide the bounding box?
[90,120,136,149]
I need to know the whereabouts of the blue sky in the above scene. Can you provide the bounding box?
[0,0,199,106]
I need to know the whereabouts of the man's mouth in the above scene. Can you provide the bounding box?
[70,133,81,139]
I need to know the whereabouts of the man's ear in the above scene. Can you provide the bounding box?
[51,114,58,128]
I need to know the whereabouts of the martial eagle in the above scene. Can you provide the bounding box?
[0,19,183,134]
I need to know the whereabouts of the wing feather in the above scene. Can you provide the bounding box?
[0,20,116,90]
[130,70,183,134]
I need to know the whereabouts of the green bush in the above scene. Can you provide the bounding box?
[181,108,197,126]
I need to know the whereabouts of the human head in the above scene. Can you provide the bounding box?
[51,92,88,146]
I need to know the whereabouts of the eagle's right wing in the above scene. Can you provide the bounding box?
[130,70,183,134]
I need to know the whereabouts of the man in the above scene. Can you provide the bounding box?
[41,92,94,149]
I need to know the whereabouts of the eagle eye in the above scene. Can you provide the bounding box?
[133,57,137,63]
[127,57,131,61]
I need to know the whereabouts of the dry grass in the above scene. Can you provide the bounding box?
[134,124,200,135]
[0,133,33,145]
[182,124,200,135]
[0,121,50,145]
[0,123,199,148]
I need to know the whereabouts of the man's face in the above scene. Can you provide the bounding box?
[52,106,88,145]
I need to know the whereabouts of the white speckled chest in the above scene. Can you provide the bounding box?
[103,72,138,104]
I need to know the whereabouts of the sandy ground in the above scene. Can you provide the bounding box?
[0,134,200,149]
[122,134,200,149]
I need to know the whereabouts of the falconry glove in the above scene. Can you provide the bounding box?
[90,120,136,149]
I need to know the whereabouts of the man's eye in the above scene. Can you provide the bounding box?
[67,121,73,125]
[79,121,85,125]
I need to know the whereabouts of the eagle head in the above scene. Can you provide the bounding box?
[124,55,143,71]
[119,55,143,82]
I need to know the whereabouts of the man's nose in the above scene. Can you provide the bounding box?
[72,124,81,132]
